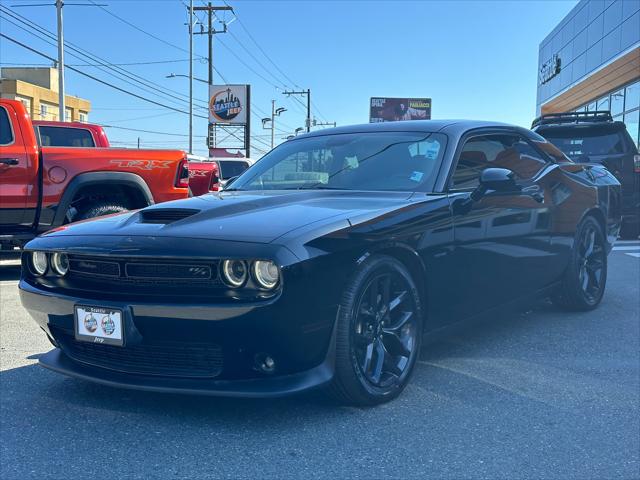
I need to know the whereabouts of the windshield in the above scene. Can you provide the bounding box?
[540,127,628,160]
[230,132,447,192]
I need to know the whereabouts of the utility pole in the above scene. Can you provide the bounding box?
[282,89,311,132]
[12,1,103,121]
[188,0,194,154]
[56,0,65,121]
[193,4,233,86]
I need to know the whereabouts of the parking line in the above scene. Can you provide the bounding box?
[625,253,640,258]
[612,246,640,251]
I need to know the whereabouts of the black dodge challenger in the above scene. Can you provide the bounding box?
[19,120,622,405]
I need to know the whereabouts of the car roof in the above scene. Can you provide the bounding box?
[294,120,523,140]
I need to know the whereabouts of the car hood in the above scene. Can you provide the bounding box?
[45,190,422,244]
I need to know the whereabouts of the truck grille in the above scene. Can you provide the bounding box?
[53,328,223,378]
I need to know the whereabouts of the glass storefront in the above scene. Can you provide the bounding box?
[575,80,640,149]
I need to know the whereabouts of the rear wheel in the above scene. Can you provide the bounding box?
[75,201,128,222]
[328,255,423,406]
[552,216,607,311]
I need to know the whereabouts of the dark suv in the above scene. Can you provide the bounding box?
[533,111,640,239]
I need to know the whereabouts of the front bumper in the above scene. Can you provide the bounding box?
[19,278,337,397]
[38,344,334,398]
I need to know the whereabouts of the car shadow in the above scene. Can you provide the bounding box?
[2,299,550,422]
[2,291,638,479]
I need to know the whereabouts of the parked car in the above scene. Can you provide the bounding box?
[20,120,621,405]
[0,99,189,249]
[32,120,111,148]
[188,156,255,196]
[532,111,639,239]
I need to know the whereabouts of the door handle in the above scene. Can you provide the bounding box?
[0,158,19,166]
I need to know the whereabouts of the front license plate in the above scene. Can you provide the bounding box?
[75,305,124,346]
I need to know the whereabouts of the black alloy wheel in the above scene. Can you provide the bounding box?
[329,255,423,406]
[553,216,608,311]
[576,222,606,304]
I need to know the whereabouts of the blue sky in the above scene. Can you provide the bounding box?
[0,0,577,156]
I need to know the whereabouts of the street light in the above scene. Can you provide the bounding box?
[295,127,304,136]
[166,73,208,84]
[262,101,287,149]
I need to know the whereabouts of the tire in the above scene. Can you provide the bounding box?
[75,202,128,222]
[552,216,608,311]
[328,254,423,406]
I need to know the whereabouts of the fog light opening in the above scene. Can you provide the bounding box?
[254,353,276,374]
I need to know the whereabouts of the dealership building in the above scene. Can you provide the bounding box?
[536,0,639,147]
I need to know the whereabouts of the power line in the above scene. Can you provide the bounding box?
[221,0,300,89]
[1,59,193,66]
[0,32,210,119]
[86,0,228,82]
[226,28,285,89]
[102,124,207,137]
[0,6,212,110]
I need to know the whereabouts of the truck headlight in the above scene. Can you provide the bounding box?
[31,251,48,276]
[252,260,280,290]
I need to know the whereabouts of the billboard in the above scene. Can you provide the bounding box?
[209,84,248,124]
[369,97,431,123]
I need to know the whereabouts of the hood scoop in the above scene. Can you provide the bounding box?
[140,208,200,224]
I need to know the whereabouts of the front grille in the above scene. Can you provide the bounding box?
[69,258,120,277]
[140,208,200,224]
[125,262,211,280]
[53,329,223,378]
[62,255,223,300]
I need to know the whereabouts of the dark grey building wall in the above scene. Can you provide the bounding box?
[536,0,640,112]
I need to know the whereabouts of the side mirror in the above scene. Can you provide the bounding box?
[470,168,518,201]
[222,176,238,189]
[480,168,517,191]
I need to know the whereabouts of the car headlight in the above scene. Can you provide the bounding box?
[221,259,248,287]
[51,252,69,276]
[252,260,280,290]
[31,251,48,276]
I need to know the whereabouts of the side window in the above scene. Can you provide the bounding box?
[38,126,95,147]
[451,134,548,189]
[0,107,14,145]
[508,138,548,178]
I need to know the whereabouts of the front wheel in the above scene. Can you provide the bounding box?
[552,216,608,311]
[328,255,423,406]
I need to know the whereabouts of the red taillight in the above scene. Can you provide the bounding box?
[208,162,220,191]
[176,159,189,188]
[634,154,640,173]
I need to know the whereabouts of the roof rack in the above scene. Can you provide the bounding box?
[531,110,614,129]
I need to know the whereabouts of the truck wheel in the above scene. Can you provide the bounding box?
[75,202,128,221]
[551,216,607,311]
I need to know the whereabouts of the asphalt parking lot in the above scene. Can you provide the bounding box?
[1,243,638,479]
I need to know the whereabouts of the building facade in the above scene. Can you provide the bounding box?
[536,0,639,147]
[0,67,91,122]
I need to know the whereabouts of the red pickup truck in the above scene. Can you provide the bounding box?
[0,99,189,248]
